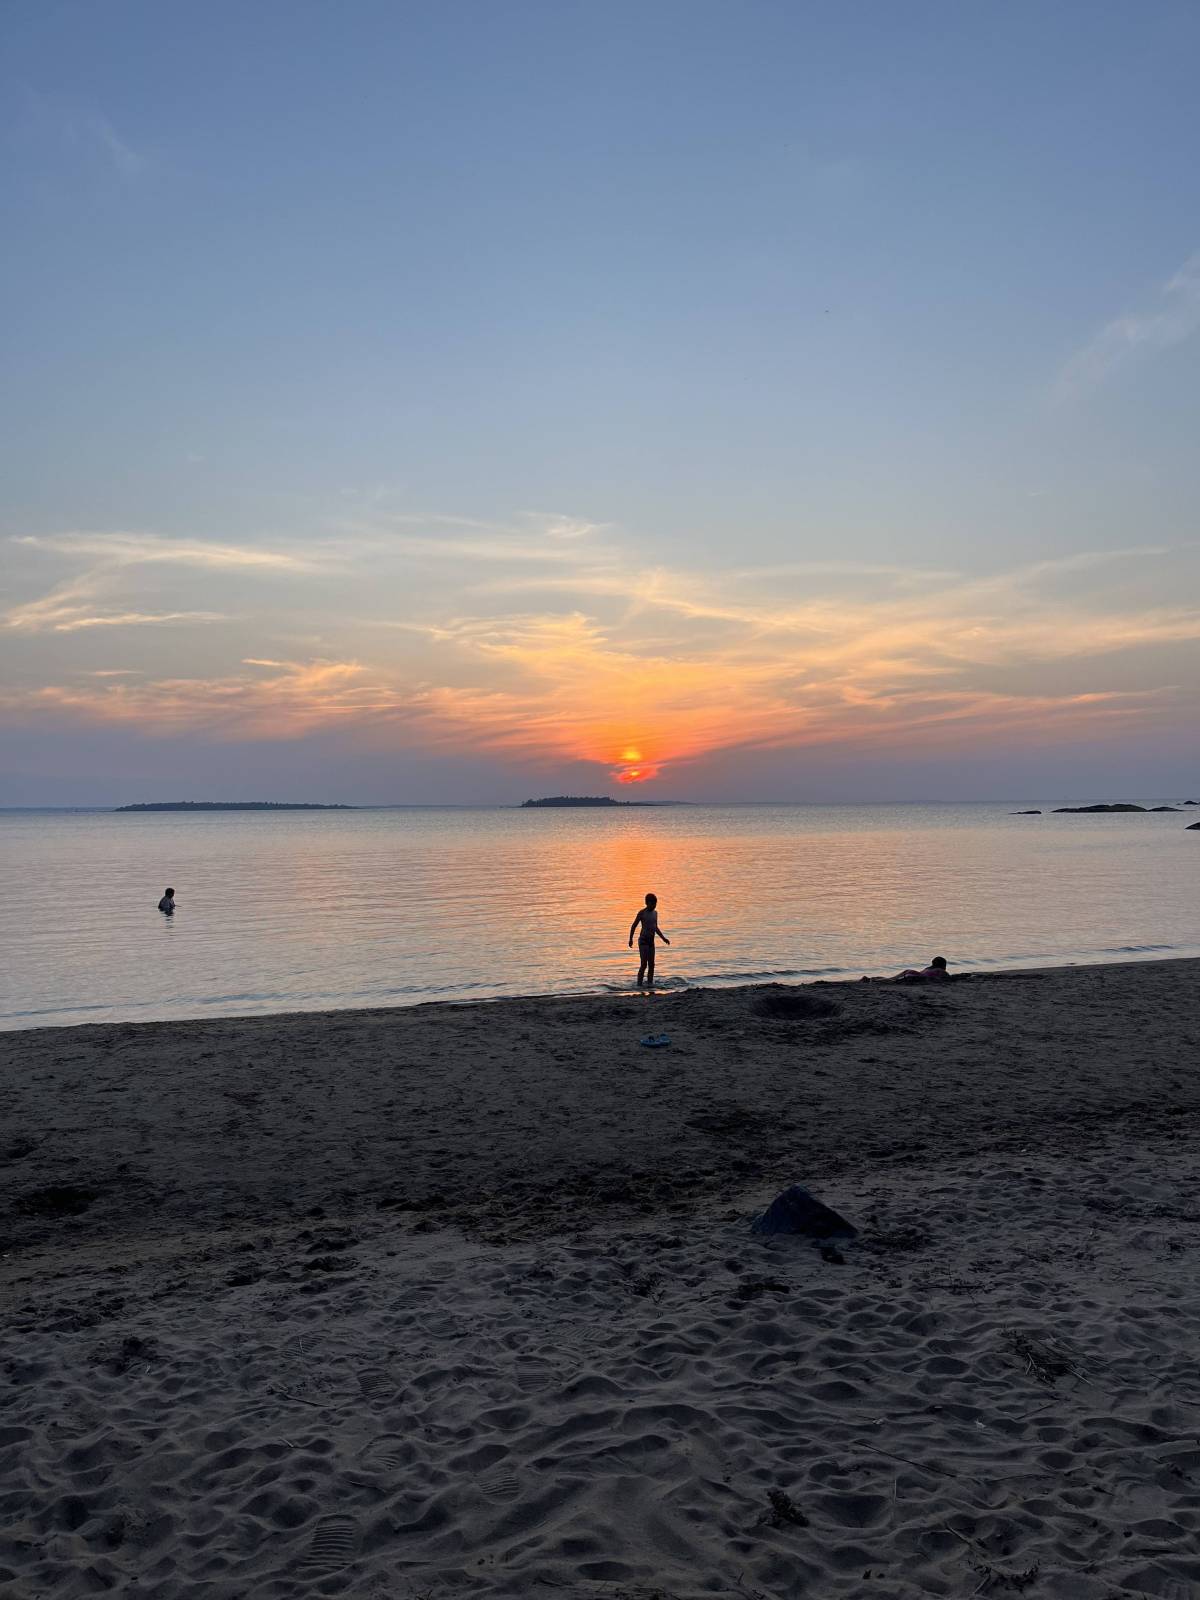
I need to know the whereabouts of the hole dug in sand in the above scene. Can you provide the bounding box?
[754,991,842,1022]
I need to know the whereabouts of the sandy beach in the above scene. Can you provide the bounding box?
[3,959,1200,1597]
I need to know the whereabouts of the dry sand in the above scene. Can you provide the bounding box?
[2,959,1200,1597]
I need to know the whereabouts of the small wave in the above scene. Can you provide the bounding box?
[0,999,115,1021]
[597,975,691,992]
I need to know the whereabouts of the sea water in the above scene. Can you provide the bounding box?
[1,801,1197,1030]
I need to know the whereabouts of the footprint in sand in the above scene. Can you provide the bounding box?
[350,1436,415,1482]
[478,1470,521,1502]
[305,1513,359,1569]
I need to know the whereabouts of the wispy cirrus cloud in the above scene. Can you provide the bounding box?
[13,533,321,572]
[72,109,145,178]
[15,90,148,181]
[4,531,327,634]
[4,575,225,634]
[1057,251,1200,399]
[7,658,399,739]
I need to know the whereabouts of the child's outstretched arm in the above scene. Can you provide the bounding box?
[656,925,670,945]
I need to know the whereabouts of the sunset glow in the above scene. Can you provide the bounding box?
[3,5,1198,805]
[4,524,1197,802]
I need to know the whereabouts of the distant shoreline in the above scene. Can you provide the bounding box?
[114,802,357,812]
[520,795,694,809]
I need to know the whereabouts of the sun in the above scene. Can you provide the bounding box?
[610,742,659,785]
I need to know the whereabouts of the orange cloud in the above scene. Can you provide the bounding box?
[5,658,396,739]
[2,531,1198,782]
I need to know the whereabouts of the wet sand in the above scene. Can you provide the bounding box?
[2,959,1200,1597]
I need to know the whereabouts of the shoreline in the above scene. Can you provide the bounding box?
[5,945,1200,1036]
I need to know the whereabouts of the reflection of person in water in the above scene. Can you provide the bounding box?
[158,887,175,914]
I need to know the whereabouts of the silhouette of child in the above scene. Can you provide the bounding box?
[628,892,670,987]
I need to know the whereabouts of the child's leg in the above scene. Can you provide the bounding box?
[637,950,646,985]
[645,947,655,985]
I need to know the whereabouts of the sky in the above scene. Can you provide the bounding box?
[3,0,1199,805]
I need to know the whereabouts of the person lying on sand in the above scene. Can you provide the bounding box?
[862,955,951,983]
[628,892,670,987]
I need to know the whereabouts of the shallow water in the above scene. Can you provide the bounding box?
[1,801,1197,1029]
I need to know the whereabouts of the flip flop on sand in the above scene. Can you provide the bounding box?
[639,1033,671,1048]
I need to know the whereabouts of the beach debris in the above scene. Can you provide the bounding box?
[1002,1328,1086,1385]
[862,1224,933,1254]
[941,1525,1040,1593]
[751,1185,857,1240]
[759,1488,809,1528]
[89,1334,158,1374]
[639,1033,671,1048]
[616,1260,663,1299]
[733,1276,790,1301]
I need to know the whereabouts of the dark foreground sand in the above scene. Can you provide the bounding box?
[2,960,1200,1597]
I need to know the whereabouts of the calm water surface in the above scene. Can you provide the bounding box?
[1,802,1197,1030]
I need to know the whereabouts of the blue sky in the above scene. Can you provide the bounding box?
[3,1,1199,802]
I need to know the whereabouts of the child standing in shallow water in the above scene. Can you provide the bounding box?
[628,892,670,987]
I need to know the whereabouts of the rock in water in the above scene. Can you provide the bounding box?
[1188,822,1200,831]
[1052,803,1147,813]
[751,1185,857,1239]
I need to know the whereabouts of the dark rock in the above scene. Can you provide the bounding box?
[1011,810,1042,815]
[1188,822,1200,831]
[1185,801,1200,805]
[1052,804,1147,813]
[1149,806,1181,812]
[751,1185,857,1239]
